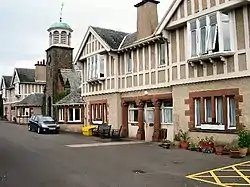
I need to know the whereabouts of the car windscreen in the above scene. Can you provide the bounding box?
[38,117,55,124]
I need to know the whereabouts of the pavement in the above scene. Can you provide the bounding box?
[0,121,249,187]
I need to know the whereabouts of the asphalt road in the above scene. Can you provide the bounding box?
[0,121,247,187]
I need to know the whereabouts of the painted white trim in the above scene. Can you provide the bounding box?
[67,108,82,123]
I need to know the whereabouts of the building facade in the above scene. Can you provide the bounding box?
[154,0,250,142]
[75,0,174,141]
[0,61,46,123]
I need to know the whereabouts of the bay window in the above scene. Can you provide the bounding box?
[188,11,231,58]
[68,108,81,122]
[128,103,138,124]
[87,54,105,80]
[204,97,212,123]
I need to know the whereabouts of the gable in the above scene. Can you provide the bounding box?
[74,26,110,64]
[80,33,105,58]
[13,73,20,83]
[155,0,241,34]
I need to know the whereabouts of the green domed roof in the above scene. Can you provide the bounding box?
[48,22,72,31]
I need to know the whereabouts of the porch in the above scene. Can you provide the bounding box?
[121,93,174,142]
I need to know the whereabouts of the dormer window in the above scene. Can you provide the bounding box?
[188,12,232,58]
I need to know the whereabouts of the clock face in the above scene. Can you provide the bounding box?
[47,55,51,65]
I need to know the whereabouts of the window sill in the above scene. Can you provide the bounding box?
[126,72,132,75]
[189,128,237,134]
[187,51,235,64]
[129,122,138,126]
[161,123,173,125]
[158,65,166,68]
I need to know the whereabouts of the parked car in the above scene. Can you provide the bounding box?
[28,115,60,134]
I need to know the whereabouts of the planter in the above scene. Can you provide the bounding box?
[199,142,214,149]
[180,142,189,149]
[215,146,224,155]
[230,150,241,158]
[174,141,181,147]
[239,147,248,157]
[162,143,171,149]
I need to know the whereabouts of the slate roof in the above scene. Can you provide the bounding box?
[3,76,12,88]
[55,88,82,106]
[91,26,129,50]
[60,69,81,92]
[16,93,44,107]
[120,32,137,48]
[16,68,35,83]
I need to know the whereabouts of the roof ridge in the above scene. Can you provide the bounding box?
[91,25,130,35]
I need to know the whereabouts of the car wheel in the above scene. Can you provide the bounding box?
[28,125,32,131]
[55,130,60,134]
[37,127,41,134]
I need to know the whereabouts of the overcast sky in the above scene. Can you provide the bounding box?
[0,0,172,77]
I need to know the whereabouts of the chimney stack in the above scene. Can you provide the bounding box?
[134,0,160,40]
[35,59,46,82]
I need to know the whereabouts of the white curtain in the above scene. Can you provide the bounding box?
[229,97,236,127]
[216,97,223,124]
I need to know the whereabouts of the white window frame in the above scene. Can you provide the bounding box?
[161,106,173,125]
[128,104,138,124]
[227,96,236,130]
[68,108,81,122]
[2,88,6,98]
[87,54,106,81]
[58,108,64,122]
[187,11,233,58]
[194,98,201,128]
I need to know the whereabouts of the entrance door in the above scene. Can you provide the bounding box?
[144,103,154,142]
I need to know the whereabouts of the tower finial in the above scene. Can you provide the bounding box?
[60,2,64,22]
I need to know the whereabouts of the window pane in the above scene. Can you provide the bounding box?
[200,27,207,54]
[221,13,231,51]
[191,30,197,57]
[134,110,138,122]
[205,98,212,122]
[91,56,94,79]
[159,43,165,65]
[69,108,73,121]
[99,55,105,77]
[127,53,132,72]
[228,97,236,128]
[216,97,223,124]
[195,98,201,126]
[75,108,80,121]
[162,108,173,124]
[145,109,154,124]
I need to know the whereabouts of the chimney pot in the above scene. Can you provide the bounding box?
[43,59,45,65]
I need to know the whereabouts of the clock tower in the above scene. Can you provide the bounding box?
[45,18,74,117]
